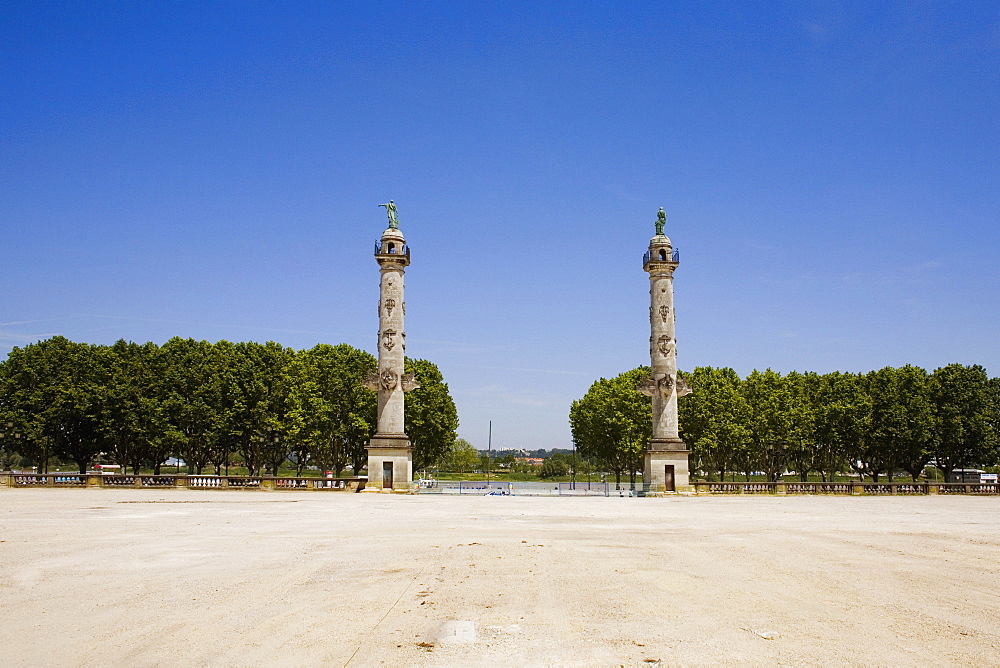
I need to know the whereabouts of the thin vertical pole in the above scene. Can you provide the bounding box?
[572,441,576,489]
[487,421,492,483]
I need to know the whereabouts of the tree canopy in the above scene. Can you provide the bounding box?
[569,364,999,483]
[0,337,459,476]
[569,367,652,484]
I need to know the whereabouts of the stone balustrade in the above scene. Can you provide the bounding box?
[692,481,1000,495]
[2,473,996,495]
[0,473,363,491]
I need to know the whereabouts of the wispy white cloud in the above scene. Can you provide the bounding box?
[0,317,74,327]
[0,330,55,344]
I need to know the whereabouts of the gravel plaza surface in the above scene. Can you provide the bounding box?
[1,489,998,666]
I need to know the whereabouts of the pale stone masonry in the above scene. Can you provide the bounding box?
[638,208,692,491]
[363,213,419,490]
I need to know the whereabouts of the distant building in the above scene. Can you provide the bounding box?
[515,457,544,466]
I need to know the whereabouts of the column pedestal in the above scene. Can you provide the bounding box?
[644,438,691,493]
[363,434,413,493]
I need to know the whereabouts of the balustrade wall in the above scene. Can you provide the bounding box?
[0,473,363,491]
[2,473,997,495]
[691,481,1000,495]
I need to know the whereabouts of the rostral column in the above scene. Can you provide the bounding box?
[638,207,692,492]
[363,200,419,492]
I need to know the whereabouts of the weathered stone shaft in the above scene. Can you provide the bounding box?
[648,265,679,439]
[377,263,406,434]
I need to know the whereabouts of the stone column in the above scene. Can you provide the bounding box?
[363,221,419,492]
[638,208,692,492]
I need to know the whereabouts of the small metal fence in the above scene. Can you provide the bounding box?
[416,481,622,496]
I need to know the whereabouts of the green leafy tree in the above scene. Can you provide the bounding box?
[679,367,750,481]
[930,364,999,481]
[569,367,651,486]
[812,372,868,481]
[0,345,47,471]
[285,344,376,476]
[0,337,106,473]
[158,338,222,475]
[540,453,571,478]
[741,369,800,482]
[98,340,168,474]
[867,366,934,481]
[781,371,819,481]
[217,341,295,476]
[438,437,480,473]
[404,358,459,471]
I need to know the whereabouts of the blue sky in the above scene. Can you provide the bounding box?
[3,1,998,451]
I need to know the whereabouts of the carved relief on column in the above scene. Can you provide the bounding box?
[656,334,674,356]
[400,373,420,392]
[365,368,417,393]
[381,329,397,350]
[637,375,677,399]
[659,305,670,323]
[635,375,691,399]
[379,369,398,391]
[384,298,396,316]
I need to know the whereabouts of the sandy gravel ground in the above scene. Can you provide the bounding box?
[1,489,998,667]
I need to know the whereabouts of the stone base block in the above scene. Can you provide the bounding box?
[645,440,691,493]
[365,434,412,491]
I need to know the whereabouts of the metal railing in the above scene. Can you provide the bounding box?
[643,248,680,266]
[373,241,410,257]
[416,481,654,496]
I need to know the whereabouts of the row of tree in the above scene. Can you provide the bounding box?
[433,440,590,478]
[570,365,1000,483]
[0,336,458,475]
